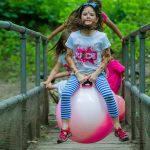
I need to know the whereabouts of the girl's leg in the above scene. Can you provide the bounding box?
[95,73,129,141]
[61,75,79,129]
[95,73,119,119]
[57,75,79,143]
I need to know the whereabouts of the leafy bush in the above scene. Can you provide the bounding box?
[0,0,150,83]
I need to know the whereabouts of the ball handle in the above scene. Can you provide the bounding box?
[82,80,93,88]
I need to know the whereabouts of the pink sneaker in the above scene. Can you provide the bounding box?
[115,128,129,142]
[57,129,72,143]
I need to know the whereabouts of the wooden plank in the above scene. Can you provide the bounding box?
[27,125,137,150]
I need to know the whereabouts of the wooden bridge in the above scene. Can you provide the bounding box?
[26,100,138,150]
[0,21,149,150]
[27,117,137,150]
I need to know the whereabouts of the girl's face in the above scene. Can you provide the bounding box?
[81,6,98,26]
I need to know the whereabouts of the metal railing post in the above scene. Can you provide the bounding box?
[20,32,27,93]
[130,36,136,141]
[139,31,146,150]
[42,39,48,80]
[35,36,41,86]
[124,39,129,81]
[139,32,146,93]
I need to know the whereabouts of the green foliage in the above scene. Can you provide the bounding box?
[0,30,19,80]
[0,0,150,82]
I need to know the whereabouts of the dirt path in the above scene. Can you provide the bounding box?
[0,79,34,100]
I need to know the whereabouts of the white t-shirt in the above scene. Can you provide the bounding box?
[65,30,111,74]
[58,53,71,72]
[58,53,67,66]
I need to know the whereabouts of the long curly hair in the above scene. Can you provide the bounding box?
[65,2,103,31]
[49,30,70,57]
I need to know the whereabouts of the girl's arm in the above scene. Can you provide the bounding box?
[88,48,110,83]
[105,18,123,41]
[66,48,87,83]
[42,61,62,88]
[54,71,70,79]
[98,48,110,71]
[47,24,65,42]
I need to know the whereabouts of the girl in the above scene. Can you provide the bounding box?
[57,2,129,143]
[47,0,123,42]
[106,48,125,94]
[43,30,71,90]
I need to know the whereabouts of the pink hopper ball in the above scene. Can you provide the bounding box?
[115,95,125,122]
[56,85,114,143]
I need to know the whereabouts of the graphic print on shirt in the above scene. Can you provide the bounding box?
[75,47,97,64]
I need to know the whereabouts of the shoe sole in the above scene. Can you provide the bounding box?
[120,136,129,142]
[115,134,129,142]
[57,133,72,144]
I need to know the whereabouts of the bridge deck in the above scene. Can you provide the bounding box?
[27,117,138,150]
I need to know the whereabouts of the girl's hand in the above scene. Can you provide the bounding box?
[42,81,51,88]
[46,82,53,89]
[88,71,99,84]
[122,72,125,80]
[75,72,88,84]
[47,35,53,42]
[121,37,125,44]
